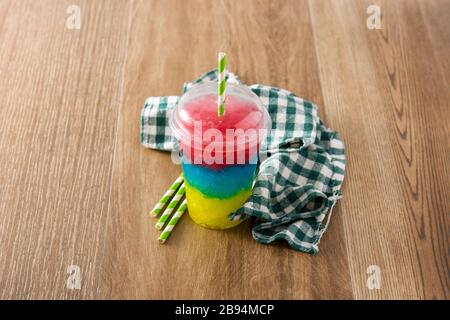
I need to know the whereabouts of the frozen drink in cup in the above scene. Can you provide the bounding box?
[170,82,271,229]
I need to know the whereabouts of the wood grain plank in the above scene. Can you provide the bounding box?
[419,0,450,88]
[0,0,131,299]
[101,0,353,299]
[309,0,449,299]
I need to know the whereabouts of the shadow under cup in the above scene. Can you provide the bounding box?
[170,82,271,229]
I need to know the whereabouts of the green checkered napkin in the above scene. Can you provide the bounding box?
[141,70,345,254]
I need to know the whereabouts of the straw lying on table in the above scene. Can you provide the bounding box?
[159,199,188,244]
[150,174,186,243]
[155,184,185,230]
[150,174,183,217]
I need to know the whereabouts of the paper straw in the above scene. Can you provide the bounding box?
[217,52,227,116]
[150,174,184,217]
[158,199,188,244]
[155,185,185,230]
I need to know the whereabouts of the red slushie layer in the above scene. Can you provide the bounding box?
[179,94,264,169]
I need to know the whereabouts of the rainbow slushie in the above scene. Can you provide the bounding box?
[170,83,271,229]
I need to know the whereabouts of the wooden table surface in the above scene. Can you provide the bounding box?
[0,0,448,300]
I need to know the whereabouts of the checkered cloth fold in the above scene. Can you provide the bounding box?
[141,69,345,254]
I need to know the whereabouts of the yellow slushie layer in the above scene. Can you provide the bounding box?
[184,182,251,229]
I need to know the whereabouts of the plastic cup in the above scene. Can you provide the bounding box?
[169,82,271,229]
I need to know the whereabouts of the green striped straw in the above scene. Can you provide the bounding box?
[217,52,227,116]
[155,184,185,230]
[150,174,183,217]
[158,199,188,244]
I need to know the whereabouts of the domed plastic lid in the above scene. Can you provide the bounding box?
[170,82,271,151]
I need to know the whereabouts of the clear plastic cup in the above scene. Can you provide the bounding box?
[170,82,271,229]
